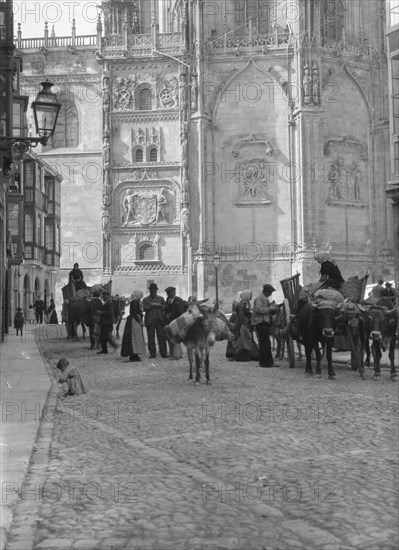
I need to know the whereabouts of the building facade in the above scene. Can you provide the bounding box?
[17,0,395,308]
[386,0,399,288]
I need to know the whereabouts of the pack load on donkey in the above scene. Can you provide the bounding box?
[279,267,370,377]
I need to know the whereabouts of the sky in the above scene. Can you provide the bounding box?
[13,1,99,38]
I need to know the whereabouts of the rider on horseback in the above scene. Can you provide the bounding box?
[69,263,87,290]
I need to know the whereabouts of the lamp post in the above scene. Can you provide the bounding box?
[0,80,61,153]
[213,252,221,308]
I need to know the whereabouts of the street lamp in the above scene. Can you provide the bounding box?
[213,252,221,308]
[0,80,61,153]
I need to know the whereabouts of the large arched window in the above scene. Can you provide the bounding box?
[138,242,155,261]
[135,148,144,162]
[51,97,79,148]
[149,147,158,162]
[138,88,152,110]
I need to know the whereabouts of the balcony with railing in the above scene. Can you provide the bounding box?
[207,27,292,54]
[14,21,99,51]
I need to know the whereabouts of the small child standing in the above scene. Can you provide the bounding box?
[14,308,24,336]
[26,305,36,324]
[56,358,88,396]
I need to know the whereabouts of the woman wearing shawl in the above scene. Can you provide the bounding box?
[226,290,257,361]
[121,290,145,362]
[47,299,58,324]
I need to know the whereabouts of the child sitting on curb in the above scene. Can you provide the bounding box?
[56,358,88,397]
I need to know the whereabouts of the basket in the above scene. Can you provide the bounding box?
[280,273,301,314]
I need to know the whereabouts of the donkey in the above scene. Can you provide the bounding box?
[182,301,220,385]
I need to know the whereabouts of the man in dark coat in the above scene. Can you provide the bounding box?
[89,291,103,350]
[143,283,167,358]
[165,287,186,359]
[33,296,45,324]
[252,284,279,368]
[97,291,117,354]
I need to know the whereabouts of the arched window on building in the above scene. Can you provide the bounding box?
[135,148,144,162]
[138,242,155,261]
[137,88,152,110]
[149,147,158,162]
[51,97,79,148]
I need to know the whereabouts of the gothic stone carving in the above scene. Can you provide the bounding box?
[230,135,273,204]
[158,74,179,108]
[122,187,174,226]
[302,64,320,106]
[324,137,368,206]
[113,74,137,110]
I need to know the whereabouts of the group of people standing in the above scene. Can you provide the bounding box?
[121,283,185,362]
[227,284,281,369]
[13,297,58,336]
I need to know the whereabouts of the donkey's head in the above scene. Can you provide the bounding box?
[198,303,219,347]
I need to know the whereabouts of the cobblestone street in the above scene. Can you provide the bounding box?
[5,325,399,550]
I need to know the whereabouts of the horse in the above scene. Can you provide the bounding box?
[182,301,220,385]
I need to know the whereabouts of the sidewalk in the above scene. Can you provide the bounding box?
[0,326,53,550]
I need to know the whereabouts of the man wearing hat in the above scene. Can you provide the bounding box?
[97,291,118,354]
[165,287,185,359]
[382,282,396,298]
[252,284,280,368]
[143,283,168,358]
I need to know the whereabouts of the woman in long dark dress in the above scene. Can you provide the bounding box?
[47,299,58,324]
[226,290,256,361]
[121,290,145,362]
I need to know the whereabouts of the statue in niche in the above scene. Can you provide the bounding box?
[102,133,110,167]
[181,133,188,167]
[102,76,111,132]
[353,162,362,200]
[312,65,320,105]
[179,73,187,109]
[137,127,145,144]
[154,188,168,224]
[123,189,138,225]
[180,207,190,237]
[191,73,198,110]
[303,65,312,105]
[102,209,111,240]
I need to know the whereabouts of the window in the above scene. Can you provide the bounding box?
[135,148,143,162]
[37,214,42,244]
[45,223,54,250]
[51,97,79,148]
[149,147,158,162]
[392,52,399,176]
[138,88,152,110]
[389,1,399,28]
[138,243,155,261]
[7,203,20,236]
[24,213,33,241]
[24,161,34,186]
[321,0,343,41]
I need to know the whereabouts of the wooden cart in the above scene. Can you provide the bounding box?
[279,273,302,368]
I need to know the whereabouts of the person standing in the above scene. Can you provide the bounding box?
[47,299,58,324]
[371,279,385,299]
[26,305,36,324]
[121,290,145,362]
[88,291,103,350]
[165,287,185,360]
[14,308,24,336]
[252,284,280,368]
[33,295,45,324]
[97,291,117,355]
[143,283,167,358]
[382,282,395,298]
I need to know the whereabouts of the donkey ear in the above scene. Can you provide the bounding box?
[213,304,219,313]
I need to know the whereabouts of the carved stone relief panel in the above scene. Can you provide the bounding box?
[113,73,137,111]
[228,134,274,205]
[118,184,177,227]
[324,137,368,206]
[131,127,160,162]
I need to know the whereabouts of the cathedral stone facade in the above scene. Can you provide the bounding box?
[17,0,394,308]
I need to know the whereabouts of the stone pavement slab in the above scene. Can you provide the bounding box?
[1,328,53,550]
